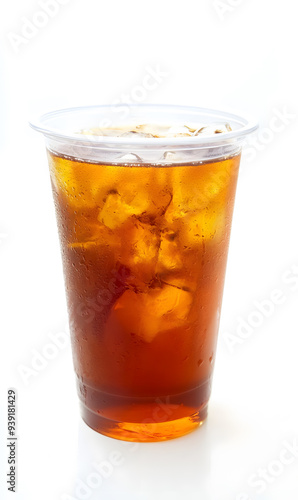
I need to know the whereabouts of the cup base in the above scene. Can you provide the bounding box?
[80,403,208,442]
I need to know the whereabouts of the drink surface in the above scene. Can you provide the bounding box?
[48,141,240,440]
[79,121,232,138]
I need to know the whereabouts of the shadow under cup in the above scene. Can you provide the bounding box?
[31,105,257,442]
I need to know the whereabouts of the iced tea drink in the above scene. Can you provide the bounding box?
[31,105,256,441]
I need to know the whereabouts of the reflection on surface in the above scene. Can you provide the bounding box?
[65,407,224,499]
[78,420,211,499]
[60,401,278,500]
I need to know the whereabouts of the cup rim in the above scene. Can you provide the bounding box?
[29,104,258,148]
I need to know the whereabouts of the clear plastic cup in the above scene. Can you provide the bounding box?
[30,104,257,442]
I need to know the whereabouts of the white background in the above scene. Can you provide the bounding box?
[1,0,298,499]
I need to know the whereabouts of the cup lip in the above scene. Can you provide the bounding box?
[29,103,258,147]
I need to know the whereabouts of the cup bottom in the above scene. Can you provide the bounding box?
[80,402,208,442]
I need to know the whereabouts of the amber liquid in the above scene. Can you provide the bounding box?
[48,151,240,441]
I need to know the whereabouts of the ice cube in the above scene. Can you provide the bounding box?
[112,284,192,342]
[155,231,192,291]
[116,153,143,163]
[182,204,226,246]
[162,151,176,161]
[135,123,170,137]
[99,191,149,229]
[120,131,154,138]
[156,231,182,272]
[98,168,172,230]
[193,123,232,136]
[118,220,160,285]
[80,127,105,136]
[154,228,201,292]
[166,125,193,137]
[161,151,186,163]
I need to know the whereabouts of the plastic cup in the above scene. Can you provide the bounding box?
[30,104,257,442]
